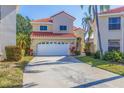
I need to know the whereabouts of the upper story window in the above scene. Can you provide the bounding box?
[109,17,121,30]
[40,26,48,31]
[60,25,67,31]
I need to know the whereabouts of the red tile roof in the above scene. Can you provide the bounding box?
[32,18,53,22]
[100,6,124,14]
[73,26,82,31]
[31,32,76,38]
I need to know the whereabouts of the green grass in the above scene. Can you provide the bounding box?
[0,56,33,88]
[77,56,124,76]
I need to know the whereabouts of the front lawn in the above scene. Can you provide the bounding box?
[77,56,124,76]
[0,56,33,88]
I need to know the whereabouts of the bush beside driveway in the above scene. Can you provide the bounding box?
[0,56,33,88]
[77,56,124,76]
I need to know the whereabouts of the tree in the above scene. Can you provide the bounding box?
[16,14,32,56]
[16,14,32,34]
[82,13,94,55]
[81,5,110,58]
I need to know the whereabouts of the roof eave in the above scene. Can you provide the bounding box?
[99,12,124,16]
[31,36,76,39]
[31,22,53,24]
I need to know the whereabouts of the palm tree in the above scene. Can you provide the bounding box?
[16,32,30,56]
[82,14,94,55]
[81,5,110,58]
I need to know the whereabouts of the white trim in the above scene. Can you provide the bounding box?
[31,22,53,24]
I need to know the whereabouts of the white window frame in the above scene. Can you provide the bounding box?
[108,39,120,51]
[108,17,121,30]
[59,25,67,31]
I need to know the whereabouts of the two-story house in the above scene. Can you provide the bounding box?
[0,5,17,61]
[95,6,124,53]
[31,11,84,56]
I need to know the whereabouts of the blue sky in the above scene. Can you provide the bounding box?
[18,5,122,28]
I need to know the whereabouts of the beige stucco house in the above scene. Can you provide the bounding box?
[94,6,124,53]
[73,26,84,52]
[31,11,84,56]
[0,5,17,61]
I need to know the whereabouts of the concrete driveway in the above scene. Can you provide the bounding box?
[23,56,124,88]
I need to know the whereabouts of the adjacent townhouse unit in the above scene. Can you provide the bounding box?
[95,6,124,53]
[0,5,17,61]
[31,11,84,56]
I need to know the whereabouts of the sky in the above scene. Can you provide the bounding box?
[18,5,122,28]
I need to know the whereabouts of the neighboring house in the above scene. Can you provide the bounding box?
[0,5,17,61]
[95,6,124,53]
[31,11,84,56]
[73,26,84,52]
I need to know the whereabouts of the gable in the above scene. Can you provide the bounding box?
[51,11,76,21]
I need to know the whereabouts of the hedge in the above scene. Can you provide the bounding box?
[5,46,22,61]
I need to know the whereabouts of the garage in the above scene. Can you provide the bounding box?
[36,42,70,56]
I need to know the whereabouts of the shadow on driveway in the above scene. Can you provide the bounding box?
[72,75,124,88]
[23,82,38,88]
[27,56,81,67]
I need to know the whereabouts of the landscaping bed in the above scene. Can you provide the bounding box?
[0,56,33,88]
[77,56,124,76]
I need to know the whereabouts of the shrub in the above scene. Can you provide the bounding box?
[94,51,100,59]
[70,46,76,55]
[103,51,113,61]
[103,51,122,62]
[112,51,122,62]
[84,49,91,56]
[84,43,91,56]
[5,46,22,61]
[75,51,81,55]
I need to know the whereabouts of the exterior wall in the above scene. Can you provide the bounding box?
[51,12,75,33]
[31,13,75,34]
[32,23,53,32]
[31,38,76,55]
[0,5,16,60]
[98,14,123,53]
[122,15,124,53]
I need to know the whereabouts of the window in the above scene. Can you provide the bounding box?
[62,42,64,44]
[40,26,47,30]
[46,42,49,44]
[109,17,121,30]
[50,42,53,44]
[60,25,67,31]
[108,40,120,51]
[54,42,57,44]
[42,42,45,44]
[58,42,61,44]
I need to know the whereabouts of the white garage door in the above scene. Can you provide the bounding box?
[37,42,70,56]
